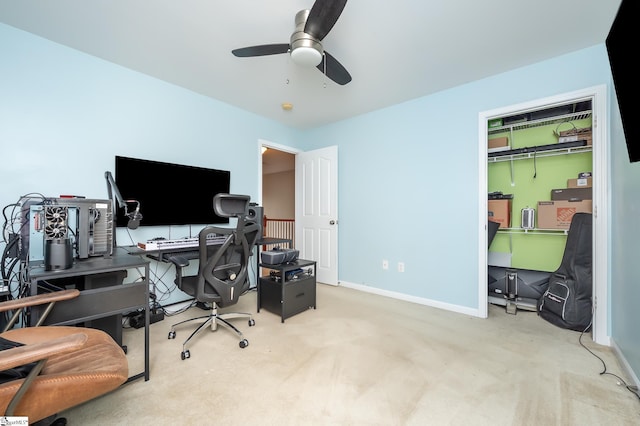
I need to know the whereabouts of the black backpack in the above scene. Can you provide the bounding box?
[538,213,592,331]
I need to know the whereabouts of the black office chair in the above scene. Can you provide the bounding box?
[167,194,260,360]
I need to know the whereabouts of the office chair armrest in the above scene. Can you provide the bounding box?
[166,255,190,287]
[0,289,80,313]
[0,332,88,372]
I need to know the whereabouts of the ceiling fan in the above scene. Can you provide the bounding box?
[231,0,352,86]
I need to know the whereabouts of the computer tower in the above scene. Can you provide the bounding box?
[24,198,113,264]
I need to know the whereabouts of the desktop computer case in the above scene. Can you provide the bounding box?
[22,198,113,262]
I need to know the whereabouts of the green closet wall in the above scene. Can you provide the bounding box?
[488,117,592,272]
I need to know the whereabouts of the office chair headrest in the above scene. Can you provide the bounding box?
[213,194,251,218]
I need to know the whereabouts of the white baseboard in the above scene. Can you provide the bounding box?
[338,280,480,317]
[610,337,640,391]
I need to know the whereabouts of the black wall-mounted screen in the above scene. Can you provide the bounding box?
[115,156,231,227]
[606,0,638,163]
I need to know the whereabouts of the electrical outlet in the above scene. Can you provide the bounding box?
[398,262,405,273]
[382,259,389,270]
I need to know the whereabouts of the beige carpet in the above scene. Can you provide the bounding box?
[60,284,639,425]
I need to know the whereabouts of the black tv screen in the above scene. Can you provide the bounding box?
[115,156,231,227]
[606,0,638,163]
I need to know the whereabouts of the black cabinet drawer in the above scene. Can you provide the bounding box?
[282,276,315,317]
[259,275,316,322]
[259,277,283,314]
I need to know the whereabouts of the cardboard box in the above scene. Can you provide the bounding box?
[488,199,511,228]
[550,187,592,201]
[488,137,509,151]
[567,177,592,188]
[558,127,592,146]
[537,200,592,229]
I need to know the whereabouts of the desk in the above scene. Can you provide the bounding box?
[28,247,150,382]
[127,238,292,292]
[125,244,202,263]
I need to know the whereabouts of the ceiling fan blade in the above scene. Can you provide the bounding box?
[317,51,351,85]
[232,44,290,57]
[305,0,348,41]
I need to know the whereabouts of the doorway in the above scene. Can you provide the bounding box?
[478,85,609,345]
[258,140,297,285]
[258,141,340,286]
[260,141,296,240]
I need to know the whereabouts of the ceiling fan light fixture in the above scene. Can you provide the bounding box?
[291,46,323,67]
[290,20,323,67]
[231,4,351,85]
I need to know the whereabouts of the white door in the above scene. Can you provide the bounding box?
[295,146,338,285]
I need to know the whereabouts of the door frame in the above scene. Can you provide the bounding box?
[478,85,609,345]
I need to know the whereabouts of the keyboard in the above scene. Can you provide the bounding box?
[137,235,226,251]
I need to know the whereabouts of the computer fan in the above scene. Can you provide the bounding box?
[44,206,68,240]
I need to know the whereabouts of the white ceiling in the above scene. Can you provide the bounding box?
[0,0,622,130]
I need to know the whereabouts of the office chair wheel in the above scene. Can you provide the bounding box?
[181,349,190,360]
[168,330,176,339]
[239,339,249,348]
[248,318,255,326]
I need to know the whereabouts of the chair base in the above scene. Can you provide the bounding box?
[167,304,255,359]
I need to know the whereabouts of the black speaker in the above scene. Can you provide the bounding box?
[247,204,264,238]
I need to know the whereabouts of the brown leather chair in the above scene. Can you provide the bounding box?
[0,289,129,424]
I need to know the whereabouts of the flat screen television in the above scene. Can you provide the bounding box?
[115,156,231,227]
[606,0,638,163]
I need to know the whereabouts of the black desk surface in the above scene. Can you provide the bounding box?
[29,247,148,280]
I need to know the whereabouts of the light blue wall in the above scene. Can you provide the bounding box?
[301,45,614,309]
[609,91,640,381]
[0,23,300,306]
[299,44,639,382]
[2,23,639,382]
